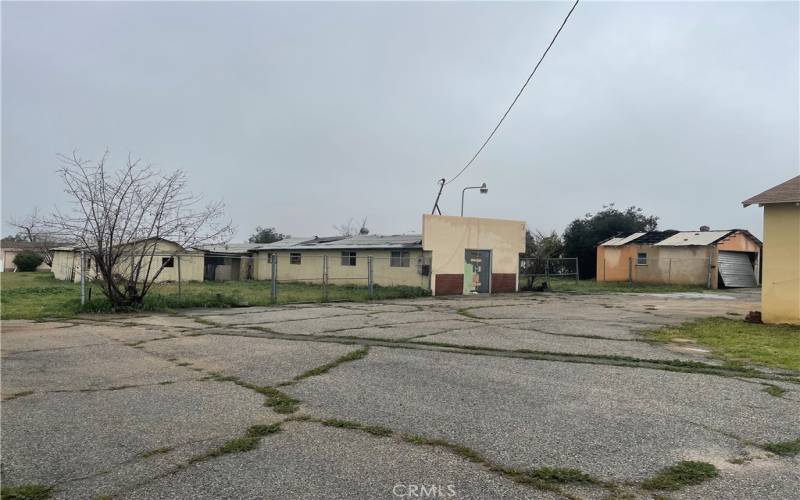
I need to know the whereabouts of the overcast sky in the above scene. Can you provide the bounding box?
[2,1,798,241]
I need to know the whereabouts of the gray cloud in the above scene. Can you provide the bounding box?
[2,1,797,240]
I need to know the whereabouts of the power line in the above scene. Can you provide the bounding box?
[444,0,580,187]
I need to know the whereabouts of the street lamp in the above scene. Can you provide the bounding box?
[461,183,488,216]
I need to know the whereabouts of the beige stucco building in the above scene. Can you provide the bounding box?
[422,214,526,295]
[597,229,762,289]
[743,175,800,324]
[51,239,205,283]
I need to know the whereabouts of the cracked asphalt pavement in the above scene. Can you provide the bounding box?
[2,289,798,499]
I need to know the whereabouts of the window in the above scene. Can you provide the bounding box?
[390,250,410,267]
[341,251,357,266]
[290,253,302,265]
[162,257,175,268]
[267,254,273,263]
[637,252,647,265]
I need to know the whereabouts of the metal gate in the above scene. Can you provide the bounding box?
[718,251,757,288]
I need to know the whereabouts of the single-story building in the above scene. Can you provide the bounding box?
[743,175,800,324]
[1,241,52,272]
[51,238,205,283]
[251,214,526,295]
[252,234,430,289]
[196,243,261,281]
[596,228,762,288]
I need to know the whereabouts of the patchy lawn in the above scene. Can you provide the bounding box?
[0,272,429,320]
[537,277,710,294]
[645,318,800,371]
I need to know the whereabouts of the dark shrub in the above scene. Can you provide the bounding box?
[12,251,44,272]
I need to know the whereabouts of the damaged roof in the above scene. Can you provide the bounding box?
[259,234,422,251]
[600,229,761,248]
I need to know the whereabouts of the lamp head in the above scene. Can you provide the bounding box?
[479,182,488,194]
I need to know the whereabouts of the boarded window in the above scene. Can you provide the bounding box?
[290,253,302,265]
[390,250,410,267]
[341,251,357,266]
[637,252,647,265]
[162,257,175,268]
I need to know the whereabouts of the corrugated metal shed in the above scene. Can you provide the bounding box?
[654,230,733,247]
[599,233,646,247]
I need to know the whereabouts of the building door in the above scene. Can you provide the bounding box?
[718,251,757,288]
[464,250,491,293]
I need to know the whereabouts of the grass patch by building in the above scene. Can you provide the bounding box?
[641,461,718,491]
[543,277,709,294]
[0,272,429,320]
[645,318,800,371]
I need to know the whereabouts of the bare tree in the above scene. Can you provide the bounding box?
[7,208,59,265]
[43,151,234,307]
[333,216,368,237]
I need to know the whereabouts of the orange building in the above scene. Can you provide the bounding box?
[596,228,761,288]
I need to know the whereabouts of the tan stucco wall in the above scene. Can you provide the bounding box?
[422,214,526,295]
[253,248,430,288]
[761,204,800,324]
[51,241,205,283]
[597,245,714,286]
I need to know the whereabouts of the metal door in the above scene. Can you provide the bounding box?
[464,250,491,293]
[718,251,757,288]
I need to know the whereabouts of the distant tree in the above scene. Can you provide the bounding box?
[525,230,564,260]
[334,217,369,237]
[248,227,286,244]
[563,204,658,279]
[7,209,60,265]
[42,150,234,307]
[13,250,44,272]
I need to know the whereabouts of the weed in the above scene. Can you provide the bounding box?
[292,347,369,381]
[762,438,800,456]
[320,418,393,437]
[0,484,53,500]
[526,467,597,483]
[245,423,282,437]
[456,308,482,319]
[641,461,718,490]
[762,384,786,398]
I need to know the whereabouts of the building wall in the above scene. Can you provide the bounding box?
[761,204,800,324]
[252,248,430,288]
[597,245,715,286]
[422,215,526,296]
[51,242,205,283]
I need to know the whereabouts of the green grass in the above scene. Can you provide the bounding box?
[645,318,800,371]
[762,438,800,456]
[540,277,709,294]
[319,418,393,436]
[0,272,429,320]
[641,461,719,491]
[0,484,53,500]
[188,424,282,464]
[525,467,597,484]
[290,347,369,381]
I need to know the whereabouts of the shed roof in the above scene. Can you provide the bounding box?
[598,233,646,247]
[654,230,735,246]
[742,175,800,207]
[197,243,263,254]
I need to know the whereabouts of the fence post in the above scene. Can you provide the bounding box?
[80,250,86,306]
[367,256,374,299]
[176,255,182,301]
[575,257,580,283]
[545,258,550,284]
[322,255,329,302]
[271,253,278,303]
[628,257,633,288]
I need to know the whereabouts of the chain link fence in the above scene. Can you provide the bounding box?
[519,257,579,290]
[72,251,432,307]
